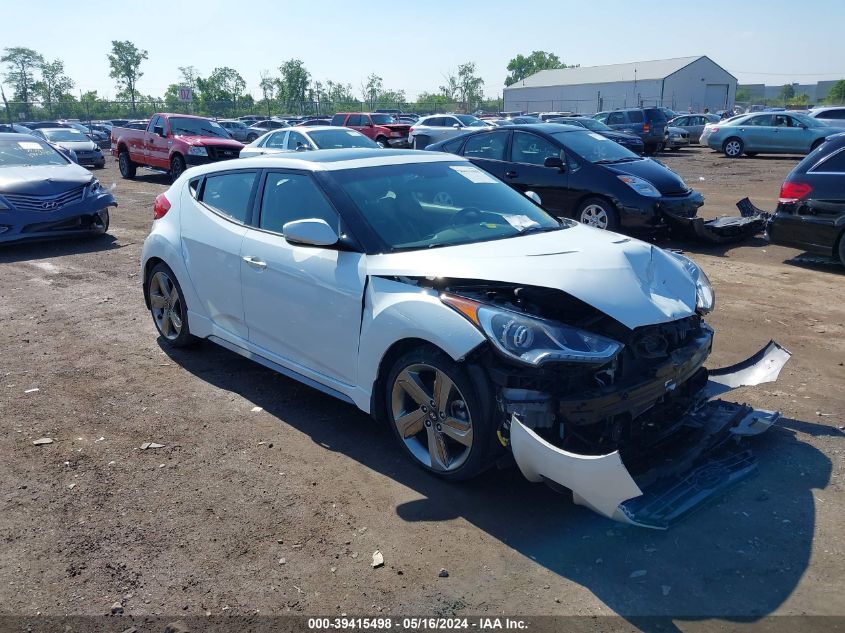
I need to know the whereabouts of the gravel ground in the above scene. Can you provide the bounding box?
[1,146,843,625]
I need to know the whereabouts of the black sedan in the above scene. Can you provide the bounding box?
[549,116,645,154]
[425,123,702,232]
[768,132,845,265]
[0,134,116,245]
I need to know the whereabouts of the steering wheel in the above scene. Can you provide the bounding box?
[450,207,483,227]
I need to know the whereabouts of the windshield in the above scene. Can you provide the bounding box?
[467,120,491,128]
[331,161,565,252]
[308,129,378,149]
[553,131,640,164]
[0,138,69,166]
[456,115,480,126]
[43,129,89,142]
[370,114,395,125]
[561,118,609,131]
[169,117,229,138]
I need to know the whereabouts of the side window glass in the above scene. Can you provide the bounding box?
[199,171,257,224]
[463,132,507,161]
[346,115,362,126]
[607,112,624,125]
[260,172,339,234]
[511,132,560,166]
[627,111,644,123]
[812,149,845,173]
[266,132,287,148]
[286,132,308,150]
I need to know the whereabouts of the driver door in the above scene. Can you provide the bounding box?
[460,130,510,181]
[239,170,365,385]
[504,131,570,216]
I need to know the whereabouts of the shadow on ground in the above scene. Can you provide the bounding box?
[0,233,120,264]
[159,339,832,627]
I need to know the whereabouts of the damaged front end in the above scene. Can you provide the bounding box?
[434,278,790,529]
[661,197,770,244]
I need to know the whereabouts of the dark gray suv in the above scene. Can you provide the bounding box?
[594,108,668,154]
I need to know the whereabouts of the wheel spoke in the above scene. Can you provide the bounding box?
[150,293,166,309]
[394,408,426,439]
[426,425,450,470]
[161,311,172,337]
[169,310,182,332]
[440,416,473,447]
[169,285,180,305]
[432,371,454,411]
[397,369,432,406]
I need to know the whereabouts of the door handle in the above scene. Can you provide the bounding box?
[242,256,267,270]
[505,171,518,178]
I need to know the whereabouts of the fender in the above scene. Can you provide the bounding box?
[352,276,486,412]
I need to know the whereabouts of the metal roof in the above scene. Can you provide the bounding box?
[505,56,720,89]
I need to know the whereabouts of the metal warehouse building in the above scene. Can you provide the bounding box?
[503,56,737,115]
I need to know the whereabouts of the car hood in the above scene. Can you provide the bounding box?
[175,135,244,148]
[55,140,97,151]
[366,226,697,330]
[0,163,93,195]
[600,130,641,142]
[601,158,690,195]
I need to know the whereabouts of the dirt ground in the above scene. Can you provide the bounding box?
[1,146,843,627]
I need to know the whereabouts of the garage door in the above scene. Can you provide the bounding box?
[704,84,728,111]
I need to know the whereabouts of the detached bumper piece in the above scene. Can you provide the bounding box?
[510,341,791,529]
[662,197,770,244]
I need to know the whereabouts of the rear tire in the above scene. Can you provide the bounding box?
[576,197,620,231]
[118,149,136,179]
[170,154,186,182]
[146,263,198,348]
[838,231,845,267]
[723,137,744,158]
[385,345,495,481]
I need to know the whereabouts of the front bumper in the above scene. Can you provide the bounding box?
[0,191,116,245]
[663,197,770,244]
[618,190,705,230]
[510,341,791,528]
[665,135,690,149]
[386,136,410,148]
[76,152,105,166]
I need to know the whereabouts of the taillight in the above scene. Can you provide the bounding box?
[779,181,812,204]
[643,123,650,133]
[153,193,171,219]
[710,126,719,133]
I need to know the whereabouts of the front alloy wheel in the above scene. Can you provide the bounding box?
[723,138,744,158]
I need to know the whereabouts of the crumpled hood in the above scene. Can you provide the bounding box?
[55,140,98,152]
[176,134,244,149]
[366,225,698,330]
[0,163,94,195]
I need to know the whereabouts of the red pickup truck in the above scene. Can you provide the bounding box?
[111,113,244,182]
[330,112,410,147]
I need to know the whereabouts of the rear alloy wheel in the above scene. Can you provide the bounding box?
[386,347,492,480]
[118,149,136,179]
[170,155,187,182]
[147,263,196,348]
[375,136,388,148]
[246,133,258,142]
[576,197,620,231]
[723,137,744,158]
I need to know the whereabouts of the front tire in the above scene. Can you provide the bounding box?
[576,197,620,231]
[147,263,197,348]
[246,133,258,142]
[838,232,845,267]
[375,136,388,148]
[723,137,744,158]
[118,149,136,179]
[385,346,494,481]
[170,154,186,182]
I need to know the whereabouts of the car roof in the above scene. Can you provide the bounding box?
[294,126,344,133]
[489,123,584,133]
[38,127,82,133]
[0,133,45,141]
[187,149,465,177]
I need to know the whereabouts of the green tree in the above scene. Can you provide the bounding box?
[107,40,148,114]
[457,62,484,111]
[361,73,383,109]
[276,59,310,114]
[197,67,246,115]
[735,86,751,102]
[793,93,810,105]
[32,59,74,117]
[505,51,573,86]
[826,79,845,104]
[1,46,44,115]
[779,83,796,101]
[439,71,459,101]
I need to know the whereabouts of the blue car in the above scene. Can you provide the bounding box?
[0,134,116,245]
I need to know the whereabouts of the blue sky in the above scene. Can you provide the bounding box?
[2,0,843,99]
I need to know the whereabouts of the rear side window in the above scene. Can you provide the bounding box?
[820,109,845,120]
[259,172,339,233]
[627,110,645,123]
[607,112,625,125]
[463,131,507,161]
[441,137,465,153]
[813,148,845,173]
[331,114,346,126]
[424,117,443,127]
[346,115,362,126]
[200,171,258,224]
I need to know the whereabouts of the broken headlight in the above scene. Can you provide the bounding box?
[441,294,622,366]
[668,252,715,314]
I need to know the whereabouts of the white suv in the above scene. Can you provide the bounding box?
[409,114,487,149]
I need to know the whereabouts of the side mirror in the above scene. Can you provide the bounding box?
[543,155,565,170]
[283,218,338,247]
[452,123,462,129]
[524,190,542,205]
[295,144,310,152]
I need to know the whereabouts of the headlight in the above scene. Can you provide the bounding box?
[617,175,661,198]
[441,294,622,366]
[188,146,208,156]
[668,252,715,313]
[86,179,103,196]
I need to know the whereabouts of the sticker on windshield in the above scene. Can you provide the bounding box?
[588,132,609,141]
[503,214,541,231]
[347,131,360,136]
[18,141,42,150]
[450,165,497,184]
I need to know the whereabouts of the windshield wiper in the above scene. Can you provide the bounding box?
[517,225,562,236]
[594,157,639,164]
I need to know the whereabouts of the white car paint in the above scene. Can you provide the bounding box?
[239,126,376,158]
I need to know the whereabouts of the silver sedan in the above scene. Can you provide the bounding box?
[239,126,378,157]
[667,113,721,143]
